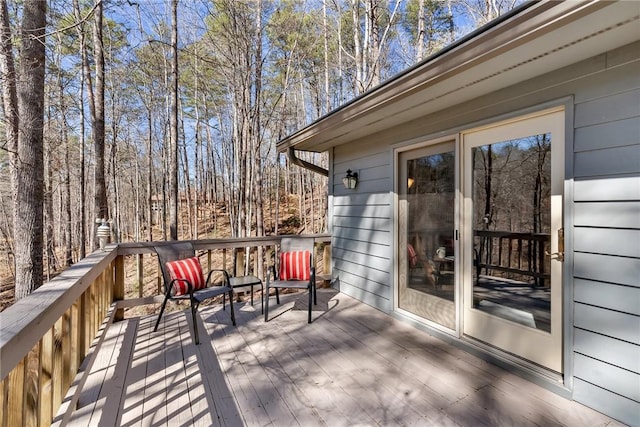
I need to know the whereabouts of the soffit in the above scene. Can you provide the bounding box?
[277,0,640,153]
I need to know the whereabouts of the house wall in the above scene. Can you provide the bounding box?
[330,41,639,425]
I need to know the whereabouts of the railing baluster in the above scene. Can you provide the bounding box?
[62,309,72,396]
[114,256,125,321]
[53,318,64,414]
[0,377,5,426]
[137,254,144,298]
[39,329,53,425]
[70,299,80,390]
[8,357,25,426]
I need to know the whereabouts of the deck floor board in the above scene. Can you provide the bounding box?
[63,290,622,426]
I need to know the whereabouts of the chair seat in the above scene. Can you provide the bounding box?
[193,286,233,303]
[268,280,310,289]
[171,285,232,303]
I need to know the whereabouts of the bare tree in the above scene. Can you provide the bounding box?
[92,0,108,230]
[73,0,87,259]
[1,0,47,299]
[168,0,179,240]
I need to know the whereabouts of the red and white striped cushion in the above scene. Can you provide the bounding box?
[165,256,206,296]
[407,244,418,268]
[279,251,311,281]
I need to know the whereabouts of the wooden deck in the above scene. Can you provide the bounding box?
[59,289,620,426]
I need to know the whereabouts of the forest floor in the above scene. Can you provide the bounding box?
[0,194,319,314]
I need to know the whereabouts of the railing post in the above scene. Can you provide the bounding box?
[323,244,332,283]
[235,248,245,277]
[114,255,125,321]
[136,254,144,298]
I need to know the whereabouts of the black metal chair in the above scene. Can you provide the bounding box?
[154,242,235,344]
[265,237,317,323]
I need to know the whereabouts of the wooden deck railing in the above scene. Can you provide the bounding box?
[0,234,331,427]
[474,230,550,286]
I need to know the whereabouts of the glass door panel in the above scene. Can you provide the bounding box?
[462,108,564,372]
[398,141,456,330]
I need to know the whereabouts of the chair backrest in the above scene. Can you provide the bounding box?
[278,237,315,280]
[155,242,196,292]
[280,237,315,256]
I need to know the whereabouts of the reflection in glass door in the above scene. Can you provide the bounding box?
[398,141,456,330]
[462,108,564,372]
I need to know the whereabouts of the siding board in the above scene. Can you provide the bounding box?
[574,176,640,201]
[574,303,640,345]
[574,354,640,402]
[574,228,640,257]
[574,279,640,315]
[333,193,390,206]
[574,144,640,177]
[334,204,392,218]
[574,89,640,128]
[574,202,640,228]
[332,253,391,281]
[335,278,391,313]
[574,117,640,152]
[573,379,640,427]
[574,329,640,374]
[332,237,391,260]
[333,266,391,295]
[333,217,391,231]
[333,227,391,246]
[574,252,640,287]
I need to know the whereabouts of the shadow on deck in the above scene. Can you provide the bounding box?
[58,289,617,426]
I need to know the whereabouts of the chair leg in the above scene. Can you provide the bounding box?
[264,282,270,322]
[222,293,226,310]
[260,283,264,314]
[191,299,200,345]
[313,282,317,305]
[228,289,236,326]
[154,295,170,332]
[307,286,312,324]
[275,288,280,304]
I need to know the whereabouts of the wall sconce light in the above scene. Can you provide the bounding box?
[407,177,415,189]
[342,169,358,189]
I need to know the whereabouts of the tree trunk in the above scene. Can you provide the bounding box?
[0,0,18,267]
[93,0,108,231]
[12,0,47,299]
[415,0,426,61]
[168,0,179,240]
[73,0,87,259]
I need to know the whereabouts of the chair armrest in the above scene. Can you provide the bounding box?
[205,268,231,287]
[169,278,194,296]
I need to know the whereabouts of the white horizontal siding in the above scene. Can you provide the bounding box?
[574,228,640,257]
[574,354,640,402]
[574,279,640,315]
[331,142,393,313]
[574,303,640,345]
[574,202,640,228]
[574,176,640,201]
[571,51,640,423]
[573,379,640,427]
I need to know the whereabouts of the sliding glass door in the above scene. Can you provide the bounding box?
[396,107,564,372]
[398,141,457,331]
[462,108,564,372]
